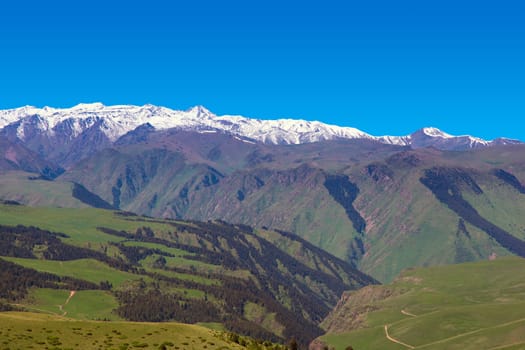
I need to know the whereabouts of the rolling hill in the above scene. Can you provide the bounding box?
[0,171,113,209]
[316,257,525,350]
[0,311,284,350]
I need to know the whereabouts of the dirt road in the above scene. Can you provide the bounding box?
[384,324,415,349]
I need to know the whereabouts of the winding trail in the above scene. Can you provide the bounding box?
[382,309,417,349]
[488,341,525,350]
[384,324,415,349]
[417,317,525,349]
[382,309,525,349]
[401,309,417,317]
[58,290,76,316]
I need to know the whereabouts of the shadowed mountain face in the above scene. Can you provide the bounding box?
[1,117,525,282]
[1,115,113,167]
[0,138,63,178]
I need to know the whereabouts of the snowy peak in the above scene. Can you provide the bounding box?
[0,103,521,150]
[187,105,213,117]
[406,127,493,150]
[376,126,522,150]
[418,127,453,138]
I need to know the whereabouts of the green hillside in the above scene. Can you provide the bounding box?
[318,257,525,350]
[2,257,142,287]
[23,289,120,320]
[349,154,518,282]
[60,139,402,272]
[0,171,88,208]
[0,203,375,347]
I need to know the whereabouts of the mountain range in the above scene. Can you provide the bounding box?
[2,103,525,348]
[0,103,521,159]
[1,103,525,284]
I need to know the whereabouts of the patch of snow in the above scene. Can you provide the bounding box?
[421,127,453,138]
[234,136,256,144]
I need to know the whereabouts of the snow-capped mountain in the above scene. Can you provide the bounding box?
[0,103,370,145]
[377,127,521,151]
[0,103,521,151]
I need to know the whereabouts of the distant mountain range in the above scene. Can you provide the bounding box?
[0,103,521,153]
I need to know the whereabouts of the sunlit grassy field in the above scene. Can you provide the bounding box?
[0,312,248,350]
[321,257,525,350]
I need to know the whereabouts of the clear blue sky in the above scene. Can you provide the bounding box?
[1,0,524,139]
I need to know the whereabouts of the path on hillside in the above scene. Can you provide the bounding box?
[382,310,417,349]
[488,340,525,350]
[401,309,417,317]
[417,317,525,348]
[384,325,415,349]
[383,309,525,349]
[58,290,76,316]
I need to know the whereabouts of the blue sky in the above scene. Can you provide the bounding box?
[1,0,524,139]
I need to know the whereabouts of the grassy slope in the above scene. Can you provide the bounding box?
[2,167,518,286]
[0,204,254,283]
[243,302,286,338]
[350,154,525,282]
[64,143,363,264]
[0,203,374,345]
[173,146,525,283]
[180,167,362,261]
[0,204,171,245]
[2,257,143,287]
[24,289,120,320]
[320,257,525,350]
[0,171,88,208]
[464,180,525,241]
[122,241,227,275]
[0,311,249,350]
[255,228,369,289]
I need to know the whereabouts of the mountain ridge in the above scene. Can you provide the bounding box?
[1,103,521,150]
